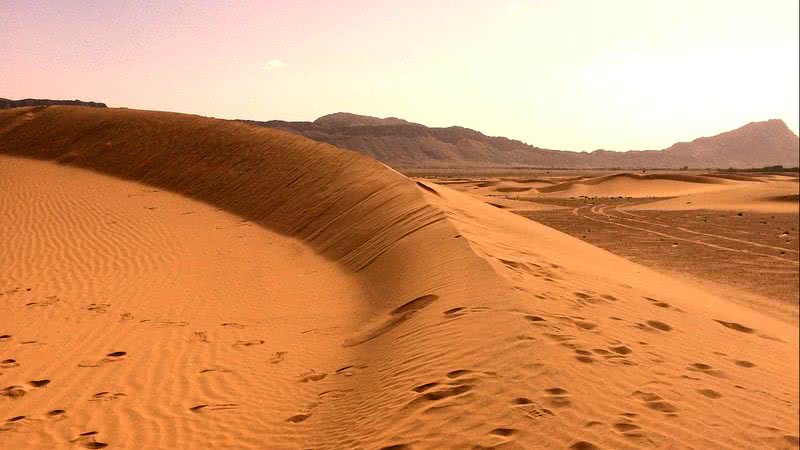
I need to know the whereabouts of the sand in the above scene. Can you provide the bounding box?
[1,106,798,449]
[439,171,800,310]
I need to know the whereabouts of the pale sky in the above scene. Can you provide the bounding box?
[2,0,798,151]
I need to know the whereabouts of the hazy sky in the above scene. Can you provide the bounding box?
[2,0,798,151]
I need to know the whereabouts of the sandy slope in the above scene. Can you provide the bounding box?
[0,155,373,449]
[1,107,798,449]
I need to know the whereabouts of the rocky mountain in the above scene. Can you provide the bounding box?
[0,98,107,109]
[249,113,799,169]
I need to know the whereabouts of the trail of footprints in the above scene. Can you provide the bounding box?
[1,409,67,432]
[0,283,789,447]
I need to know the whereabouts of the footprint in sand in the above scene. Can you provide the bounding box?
[297,370,327,383]
[0,287,23,297]
[189,403,238,413]
[687,363,726,378]
[0,385,27,399]
[233,339,264,348]
[631,390,678,414]
[510,397,554,420]
[412,382,440,393]
[318,389,353,400]
[90,392,127,402]
[613,421,642,433]
[268,352,287,364]
[200,368,232,374]
[714,320,754,334]
[443,307,466,318]
[490,427,517,437]
[286,402,319,423]
[286,412,312,423]
[613,419,645,438]
[119,312,135,321]
[474,427,519,448]
[645,320,672,332]
[335,364,368,376]
[71,431,109,449]
[609,345,633,355]
[697,389,722,399]
[25,296,61,308]
[300,326,340,335]
[573,292,602,305]
[574,349,595,363]
[1,379,50,399]
[569,441,601,450]
[446,369,475,379]
[188,331,209,343]
[408,384,472,408]
[524,315,546,323]
[46,409,67,421]
[592,343,635,365]
[220,322,245,329]
[643,297,679,310]
[83,303,111,314]
[575,320,598,330]
[0,415,38,432]
[79,351,127,368]
[28,379,51,388]
[0,335,11,342]
[105,351,127,361]
[1,359,19,369]
[543,387,571,408]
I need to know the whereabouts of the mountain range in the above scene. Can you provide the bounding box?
[254,112,799,169]
[0,98,107,109]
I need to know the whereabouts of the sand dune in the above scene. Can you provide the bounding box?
[1,107,798,449]
[626,179,800,214]
[535,173,736,197]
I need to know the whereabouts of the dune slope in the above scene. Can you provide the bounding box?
[1,107,797,449]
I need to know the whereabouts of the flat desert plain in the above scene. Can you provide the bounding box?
[1,106,799,450]
[429,172,800,318]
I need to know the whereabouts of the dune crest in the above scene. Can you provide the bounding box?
[0,106,443,272]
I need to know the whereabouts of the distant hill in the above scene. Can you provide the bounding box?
[249,113,800,169]
[0,98,107,109]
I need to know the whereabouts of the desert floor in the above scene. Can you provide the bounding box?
[431,172,800,319]
[1,106,798,449]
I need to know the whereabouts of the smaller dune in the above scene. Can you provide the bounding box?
[494,186,532,193]
[767,193,800,203]
[536,172,735,197]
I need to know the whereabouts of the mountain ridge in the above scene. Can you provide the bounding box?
[248,114,799,169]
[0,97,107,109]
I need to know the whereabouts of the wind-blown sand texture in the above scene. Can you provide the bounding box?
[1,106,798,449]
